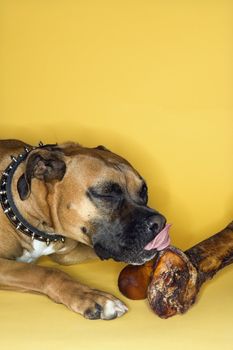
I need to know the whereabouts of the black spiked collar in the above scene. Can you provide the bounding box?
[0,142,65,246]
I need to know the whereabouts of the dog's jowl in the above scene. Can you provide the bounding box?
[0,139,166,320]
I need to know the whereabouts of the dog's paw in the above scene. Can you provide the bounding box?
[66,287,128,320]
[83,290,128,320]
[84,299,128,320]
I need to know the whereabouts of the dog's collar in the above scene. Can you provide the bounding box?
[0,142,65,246]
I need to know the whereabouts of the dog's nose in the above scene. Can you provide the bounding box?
[146,214,166,234]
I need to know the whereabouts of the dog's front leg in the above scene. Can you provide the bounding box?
[0,258,127,320]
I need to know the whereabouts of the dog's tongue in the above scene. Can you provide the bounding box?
[144,224,171,251]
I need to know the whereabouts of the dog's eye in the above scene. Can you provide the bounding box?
[100,183,123,198]
[105,183,123,195]
[139,183,148,204]
[88,183,123,200]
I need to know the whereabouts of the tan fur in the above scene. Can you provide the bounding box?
[0,139,142,319]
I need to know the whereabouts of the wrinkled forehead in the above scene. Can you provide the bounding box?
[63,146,143,192]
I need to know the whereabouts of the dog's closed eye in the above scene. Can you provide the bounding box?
[88,182,123,199]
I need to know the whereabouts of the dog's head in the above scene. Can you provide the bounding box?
[17,142,166,265]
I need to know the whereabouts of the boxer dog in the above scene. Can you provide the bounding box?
[0,139,166,320]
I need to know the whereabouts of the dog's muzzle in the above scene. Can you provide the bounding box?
[92,211,167,265]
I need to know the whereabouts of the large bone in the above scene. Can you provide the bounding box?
[118,222,233,318]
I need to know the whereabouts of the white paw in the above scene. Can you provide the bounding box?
[101,299,128,320]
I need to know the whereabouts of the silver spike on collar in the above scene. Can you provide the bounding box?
[0,141,65,246]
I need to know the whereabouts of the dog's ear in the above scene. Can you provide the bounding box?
[17,149,66,200]
[94,145,111,152]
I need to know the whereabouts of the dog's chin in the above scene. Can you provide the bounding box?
[94,244,158,265]
[128,250,158,265]
[113,250,158,265]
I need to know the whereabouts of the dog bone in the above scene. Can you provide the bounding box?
[118,222,233,318]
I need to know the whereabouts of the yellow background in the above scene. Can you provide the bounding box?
[0,1,232,349]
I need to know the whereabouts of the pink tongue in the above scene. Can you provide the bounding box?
[144,224,171,251]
